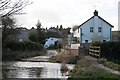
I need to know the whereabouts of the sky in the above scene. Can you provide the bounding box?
[16,0,120,31]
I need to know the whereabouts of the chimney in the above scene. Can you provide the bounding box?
[94,10,98,16]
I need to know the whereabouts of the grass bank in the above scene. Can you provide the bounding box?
[68,57,120,80]
[99,58,120,71]
[2,49,47,61]
[49,49,79,64]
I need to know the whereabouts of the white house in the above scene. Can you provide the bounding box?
[74,10,114,44]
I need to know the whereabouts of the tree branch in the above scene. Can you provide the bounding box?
[0,0,32,18]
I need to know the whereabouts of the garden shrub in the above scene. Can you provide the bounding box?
[92,41,120,64]
[4,40,45,51]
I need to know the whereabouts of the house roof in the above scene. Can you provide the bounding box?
[77,10,114,30]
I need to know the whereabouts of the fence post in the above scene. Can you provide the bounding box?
[99,46,101,59]
[78,46,85,59]
[89,46,101,59]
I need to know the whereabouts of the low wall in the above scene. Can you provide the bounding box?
[70,49,78,56]
[70,44,80,56]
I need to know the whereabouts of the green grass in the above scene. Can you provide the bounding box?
[2,49,47,61]
[68,58,120,80]
[99,58,120,71]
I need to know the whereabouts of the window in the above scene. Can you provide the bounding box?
[51,38,54,40]
[103,40,106,42]
[98,27,102,32]
[90,27,93,32]
[85,40,88,43]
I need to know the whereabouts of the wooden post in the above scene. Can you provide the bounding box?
[99,46,101,59]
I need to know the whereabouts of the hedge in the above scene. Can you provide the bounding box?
[4,40,45,51]
[92,42,120,64]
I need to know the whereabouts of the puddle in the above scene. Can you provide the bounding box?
[2,61,74,79]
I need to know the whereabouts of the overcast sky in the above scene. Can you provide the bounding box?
[16,0,119,31]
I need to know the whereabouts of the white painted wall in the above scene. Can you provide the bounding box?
[79,16,112,43]
[73,29,80,38]
[71,44,80,49]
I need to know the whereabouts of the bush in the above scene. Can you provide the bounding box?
[91,41,102,46]
[99,58,120,71]
[4,40,45,51]
[29,30,46,45]
[47,41,62,50]
[2,50,47,61]
[92,42,120,64]
[101,42,120,63]
[49,49,79,64]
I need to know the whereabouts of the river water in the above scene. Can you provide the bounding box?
[2,61,74,79]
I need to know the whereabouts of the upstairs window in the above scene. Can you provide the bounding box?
[90,27,93,32]
[98,27,102,32]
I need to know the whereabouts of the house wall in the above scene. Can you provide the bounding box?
[80,16,112,43]
[80,18,94,43]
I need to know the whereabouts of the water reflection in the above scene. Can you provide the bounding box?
[2,67,42,78]
[2,61,74,79]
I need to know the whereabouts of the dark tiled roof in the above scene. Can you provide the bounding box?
[98,16,114,28]
[78,16,94,28]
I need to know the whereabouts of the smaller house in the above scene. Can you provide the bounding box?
[9,28,35,42]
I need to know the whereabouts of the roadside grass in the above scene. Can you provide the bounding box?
[2,49,47,61]
[99,58,120,71]
[68,58,120,80]
[49,49,79,64]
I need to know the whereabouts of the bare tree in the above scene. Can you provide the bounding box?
[92,34,103,42]
[72,25,79,32]
[0,0,32,18]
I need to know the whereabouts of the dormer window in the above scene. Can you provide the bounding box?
[90,27,93,32]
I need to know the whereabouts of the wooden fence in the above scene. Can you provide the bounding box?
[89,46,101,59]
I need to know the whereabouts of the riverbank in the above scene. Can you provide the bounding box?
[22,50,58,62]
[2,50,47,61]
[68,56,120,80]
[49,49,79,64]
[2,49,75,79]
[98,58,120,71]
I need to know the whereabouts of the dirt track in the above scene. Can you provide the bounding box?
[85,56,120,75]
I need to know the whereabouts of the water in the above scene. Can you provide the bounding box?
[2,61,74,79]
